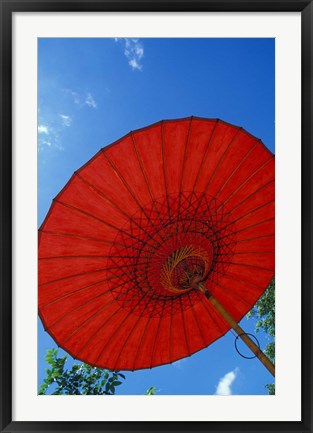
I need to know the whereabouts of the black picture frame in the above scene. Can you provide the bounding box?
[1,1,312,432]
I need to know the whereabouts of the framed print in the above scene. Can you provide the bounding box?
[1,1,312,432]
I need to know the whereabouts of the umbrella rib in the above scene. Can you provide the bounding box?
[204,126,242,194]
[217,180,274,222]
[169,297,175,363]
[161,121,171,214]
[39,229,142,252]
[149,301,167,369]
[111,297,155,371]
[178,117,193,212]
[52,275,147,349]
[82,288,157,367]
[73,307,122,360]
[131,311,155,370]
[130,132,164,223]
[212,266,267,290]
[213,157,273,211]
[192,119,219,193]
[39,231,140,254]
[93,294,149,367]
[46,282,125,330]
[39,254,139,260]
[226,261,274,272]
[102,152,166,244]
[230,198,274,226]
[54,198,159,252]
[39,261,137,287]
[39,267,109,287]
[237,233,274,244]
[209,196,274,241]
[189,296,207,347]
[235,217,274,235]
[76,171,164,252]
[212,281,254,307]
[235,251,274,255]
[75,172,134,221]
[200,291,227,335]
[182,193,208,237]
[212,140,260,198]
[180,296,191,357]
[39,272,124,309]
[204,296,234,336]
[39,229,118,245]
[215,216,274,244]
[38,255,122,261]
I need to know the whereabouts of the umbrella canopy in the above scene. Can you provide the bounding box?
[39,117,275,371]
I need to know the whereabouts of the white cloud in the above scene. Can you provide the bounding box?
[63,88,98,109]
[60,114,72,127]
[215,368,239,396]
[115,38,144,71]
[85,93,97,108]
[172,358,187,369]
[38,126,64,152]
[128,58,142,71]
[38,124,49,134]
[63,88,80,105]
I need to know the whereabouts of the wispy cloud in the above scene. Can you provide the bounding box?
[38,112,72,152]
[85,93,97,108]
[215,368,239,396]
[172,358,187,370]
[63,88,97,109]
[63,88,80,105]
[38,124,49,134]
[60,114,72,127]
[38,123,63,152]
[115,38,144,71]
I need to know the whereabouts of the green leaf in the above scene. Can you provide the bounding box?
[145,386,157,395]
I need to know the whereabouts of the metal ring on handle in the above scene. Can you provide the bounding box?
[234,332,261,359]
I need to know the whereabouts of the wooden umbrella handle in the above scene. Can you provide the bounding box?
[195,282,275,377]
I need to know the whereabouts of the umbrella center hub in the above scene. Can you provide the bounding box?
[161,245,213,294]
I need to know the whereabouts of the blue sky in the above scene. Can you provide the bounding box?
[38,37,275,395]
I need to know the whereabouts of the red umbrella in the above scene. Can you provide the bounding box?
[39,117,275,374]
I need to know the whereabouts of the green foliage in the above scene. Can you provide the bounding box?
[39,348,125,395]
[145,386,157,395]
[265,383,275,395]
[247,278,275,394]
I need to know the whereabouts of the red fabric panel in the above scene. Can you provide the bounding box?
[41,202,116,242]
[114,315,151,370]
[77,151,138,215]
[162,119,191,195]
[56,175,128,229]
[235,235,274,253]
[183,307,208,354]
[39,232,113,258]
[105,135,151,209]
[214,274,264,308]
[77,308,131,366]
[134,318,164,369]
[132,123,166,201]
[195,121,240,194]
[181,118,217,193]
[39,257,107,286]
[169,310,190,362]
[204,129,259,198]
[149,314,172,367]
[39,269,109,308]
